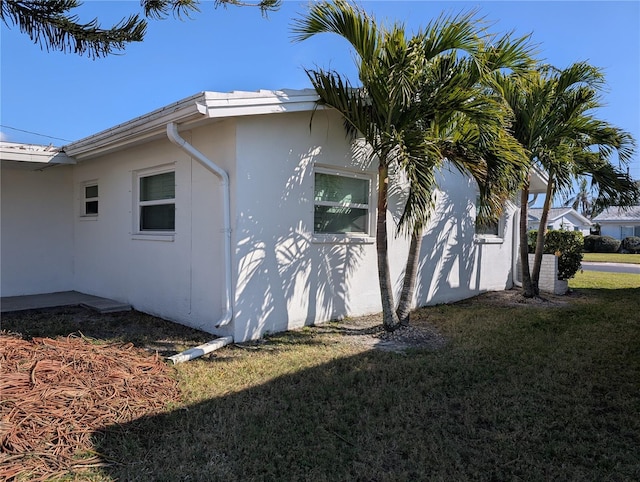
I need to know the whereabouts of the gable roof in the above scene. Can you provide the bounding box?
[592,206,640,223]
[528,207,591,225]
[63,89,321,161]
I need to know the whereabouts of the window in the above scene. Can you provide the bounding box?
[621,226,640,238]
[81,182,98,217]
[314,169,371,235]
[136,169,175,232]
[474,196,500,236]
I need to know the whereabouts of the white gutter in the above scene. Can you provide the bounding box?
[166,122,234,363]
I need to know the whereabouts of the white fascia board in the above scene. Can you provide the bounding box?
[63,89,322,161]
[596,216,640,223]
[547,209,572,222]
[0,144,75,165]
[64,92,207,161]
[198,89,321,118]
[529,165,549,193]
[567,210,593,225]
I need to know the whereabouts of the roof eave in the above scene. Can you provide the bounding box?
[199,89,320,118]
[0,144,76,170]
[529,165,549,194]
[63,92,207,161]
[62,89,323,162]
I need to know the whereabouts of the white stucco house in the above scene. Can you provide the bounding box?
[592,206,640,239]
[1,89,547,344]
[528,207,592,235]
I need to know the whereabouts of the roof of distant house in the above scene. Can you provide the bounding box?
[528,207,591,225]
[592,206,640,222]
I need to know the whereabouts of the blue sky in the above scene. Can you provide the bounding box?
[1,0,639,179]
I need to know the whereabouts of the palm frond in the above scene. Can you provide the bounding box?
[291,0,380,63]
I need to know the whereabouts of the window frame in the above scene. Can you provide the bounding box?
[80,180,99,218]
[312,166,375,244]
[621,225,640,238]
[133,165,176,238]
[474,195,504,244]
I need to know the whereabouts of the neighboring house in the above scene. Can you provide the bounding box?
[592,206,640,239]
[528,207,592,235]
[1,89,547,343]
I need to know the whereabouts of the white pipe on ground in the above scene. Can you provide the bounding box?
[168,336,234,364]
[166,122,234,363]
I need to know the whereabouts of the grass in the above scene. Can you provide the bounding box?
[571,269,640,289]
[582,252,640,264]
[5,273,640,481]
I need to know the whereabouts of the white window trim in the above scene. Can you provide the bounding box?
[621,225,640,238]
[132,164,176,240]
[474,197,505,245]
[312,165,375,244]
[79,180,99,220]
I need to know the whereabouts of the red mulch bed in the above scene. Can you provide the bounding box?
[0,333,180,481]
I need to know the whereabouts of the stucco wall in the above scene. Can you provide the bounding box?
[2,110,519,341]
[598,223,639,240]
[415,174,517,306]
[231,110,517,341]
[232,110,387,341]
[71,122,235,334]
[1,165,74,296]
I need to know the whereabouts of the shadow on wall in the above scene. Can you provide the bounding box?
[233,146,366,342]
[412,177,483,306]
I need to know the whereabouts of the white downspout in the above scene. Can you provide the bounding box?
[166,122,234,363]
[512,209,522,288]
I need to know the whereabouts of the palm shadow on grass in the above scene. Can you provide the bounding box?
[90,289,640,482]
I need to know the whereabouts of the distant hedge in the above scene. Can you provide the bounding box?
[529,230,584,279]
[584,235,622,253]
[621,236,640,254]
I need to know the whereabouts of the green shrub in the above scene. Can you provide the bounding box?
[583,234,599,252]
[621,236,640,254]
[529,229,584,279]
[597,235,621,253]
[583,234,622,253]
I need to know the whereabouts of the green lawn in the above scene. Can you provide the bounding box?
[6,272,640,481]
[94,272,640,481]
[582,252,640,264]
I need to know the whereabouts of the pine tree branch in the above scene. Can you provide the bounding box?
[1,0,147,59]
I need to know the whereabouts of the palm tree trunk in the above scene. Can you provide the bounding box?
[531,178,555,289]
[376,163,401,331]
[519,178,536,298]
[396,230,422,325]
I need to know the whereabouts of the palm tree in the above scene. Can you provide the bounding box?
[293,0,532,329]
[494,63,638,297]
[563,178,593,217]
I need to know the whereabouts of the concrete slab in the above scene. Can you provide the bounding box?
[1,291,131,314]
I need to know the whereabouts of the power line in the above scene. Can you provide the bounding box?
[0,125,72,142]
